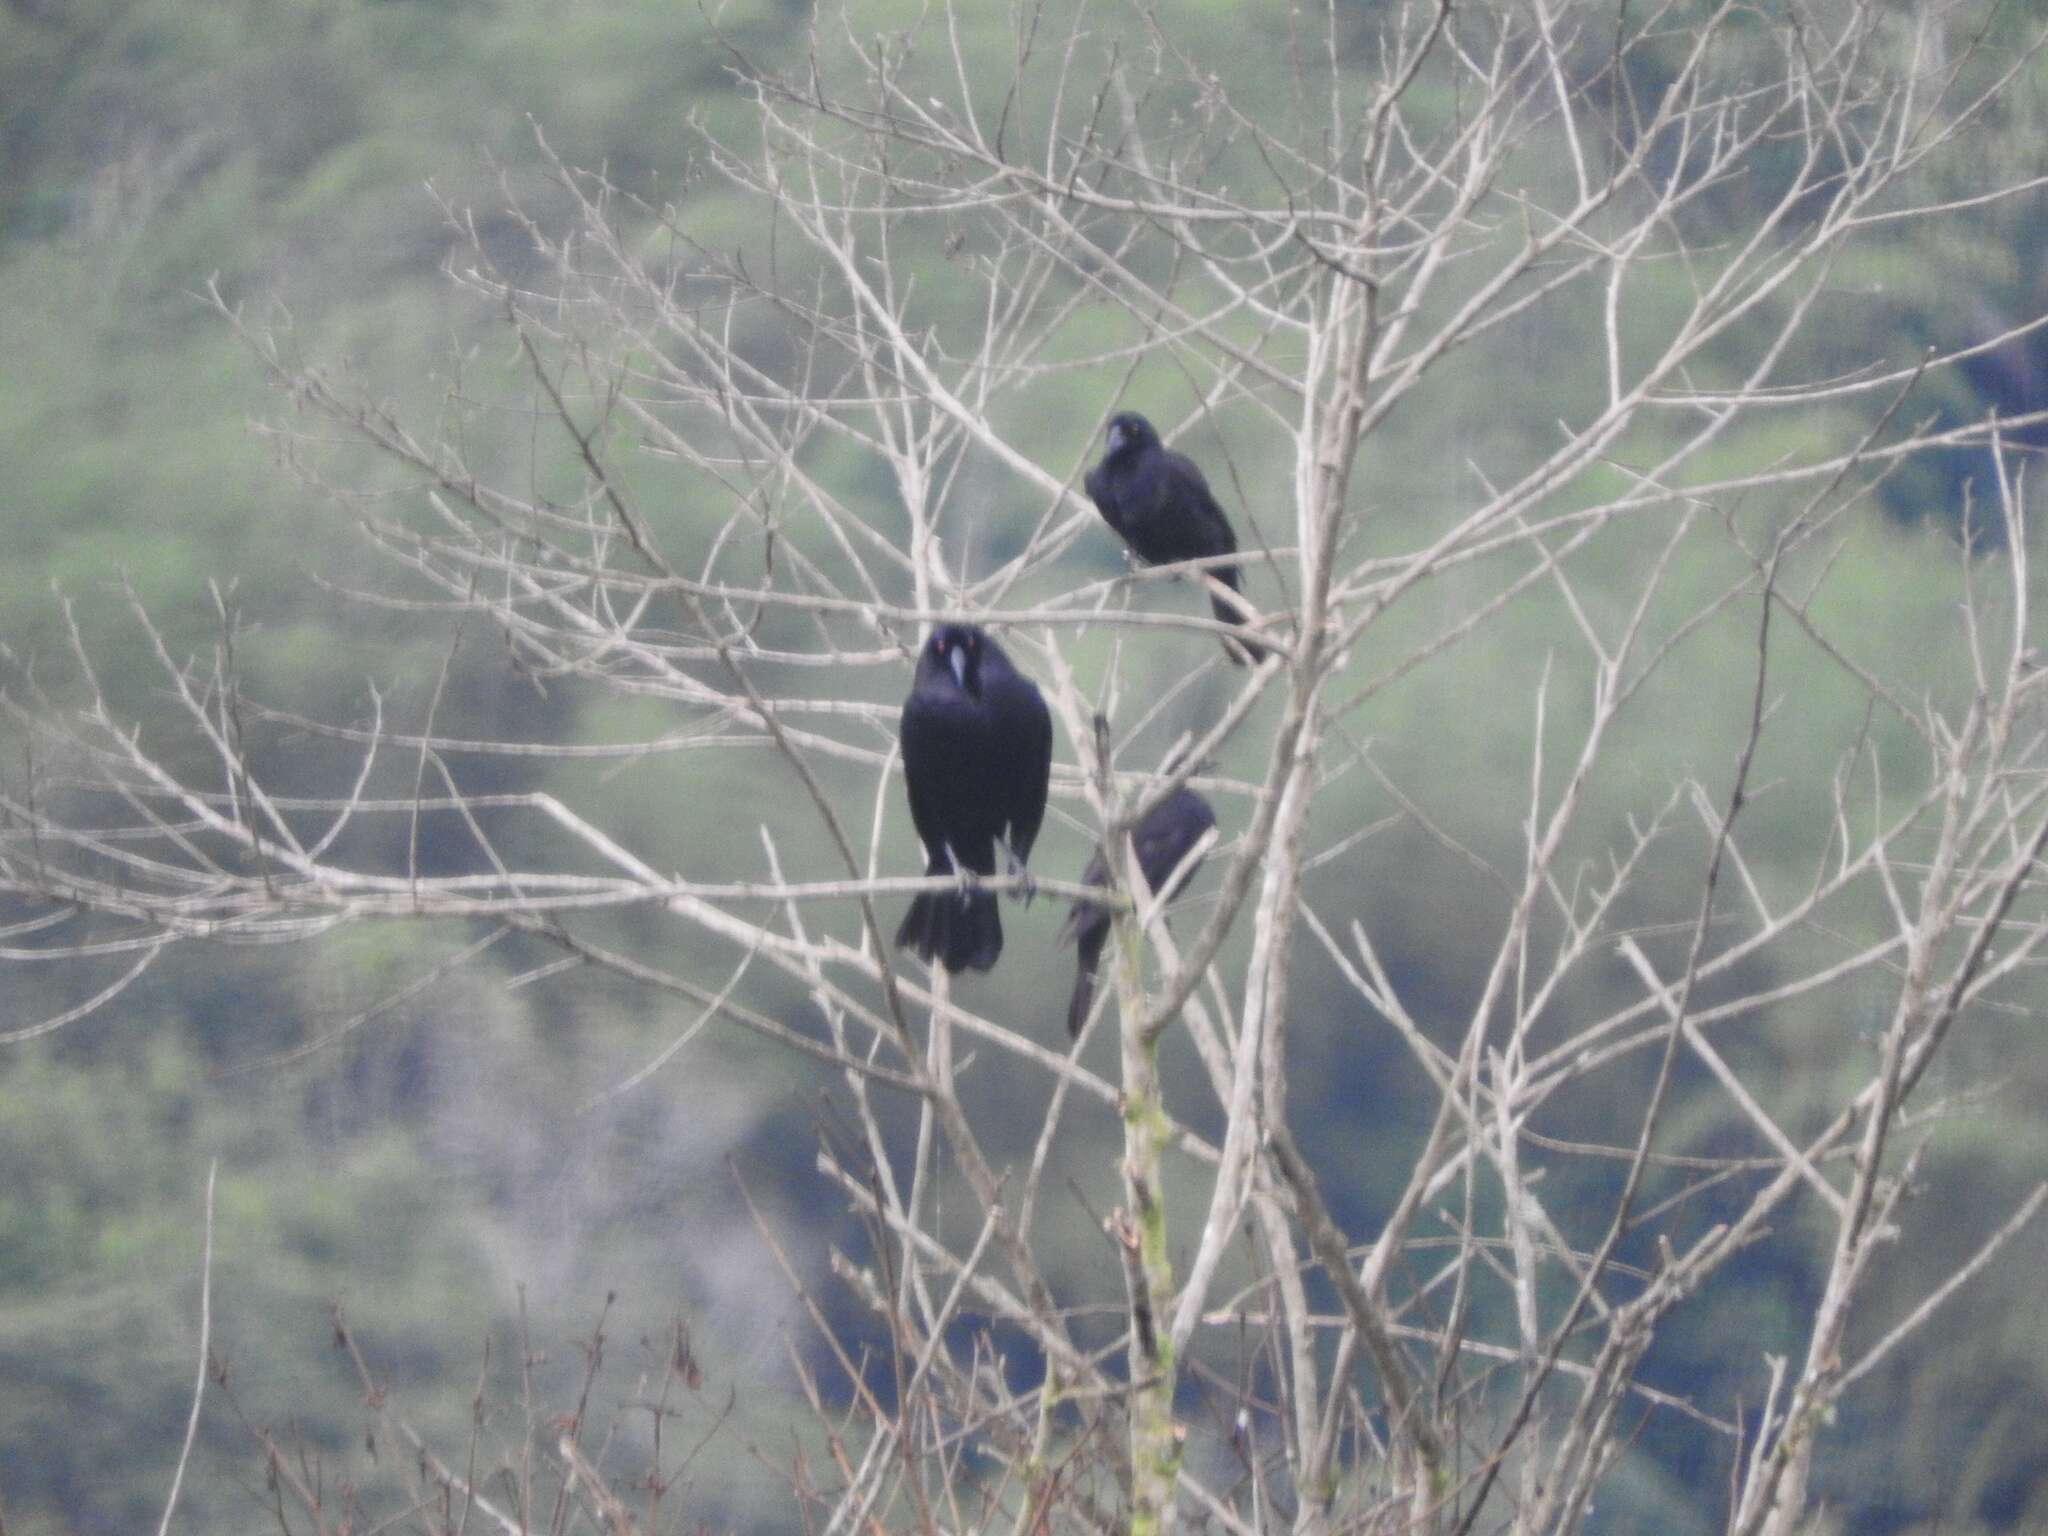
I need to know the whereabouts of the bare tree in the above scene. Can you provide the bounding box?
[8,1,2048,1532]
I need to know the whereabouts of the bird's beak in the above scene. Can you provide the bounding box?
[1107,422,1125,452]
[948,644,968,690]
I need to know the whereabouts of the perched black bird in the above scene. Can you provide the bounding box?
[896,624,1054,973]
[1061,785,1217,1037]
[1084,411,1266,664]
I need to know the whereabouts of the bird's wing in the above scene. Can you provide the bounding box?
[1161,451,1240,561]
[898,693,959,866]
[1132,818,1187,889]
[1059,843,1111,945]
[1084,459,1131,540]
[998,677,1054,863]
[1083,460,1111,514]
[1134,793,1217,895]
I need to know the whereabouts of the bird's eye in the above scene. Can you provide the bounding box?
[965,632,977,649]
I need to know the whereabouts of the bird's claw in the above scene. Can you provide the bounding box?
[944,842,973,908]
[1002,838,1037,906]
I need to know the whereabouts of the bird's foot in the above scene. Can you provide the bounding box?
[943,842,974,908]
[1001,837,1038,906]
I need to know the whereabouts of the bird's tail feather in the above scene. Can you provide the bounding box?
[1066,961,1098,1038]
[1208,585,1268,665]
[896,886,1002,973]
[1066,929,1106,1038]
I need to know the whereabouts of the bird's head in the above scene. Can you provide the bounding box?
[1104,411,1158,458]
[926,623,984,694]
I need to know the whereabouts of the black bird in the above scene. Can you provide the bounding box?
[896,624,1054,973]
[1085,411,1267,664]
[1061,785,1217,1037]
